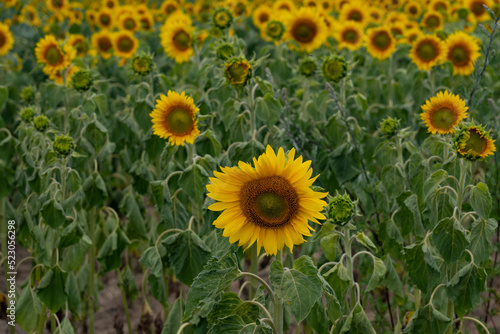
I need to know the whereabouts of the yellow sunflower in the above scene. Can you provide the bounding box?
[252,4,272,31]
[421,11,443,31]
[420,91,468,134]
[91,30,114,59]
[20,5,41,27]
[409,34,445,71]
[102,0,118,10]
[405,27,422,45]
[367,7,384,24]
[113,30,139,58]
[365,27,396,60]
[35,35,72,74]
[117,13,141,32]
[96,8,115,30]
[67,34,88,57]
[430,0,450,14]
[404,0,422,19]
[455,124,496,160]
[139,12,155,31]
[207,146,328,256]
[160,18,194,63]
[159,0,181,17]
[444,31,480,76]
[465,0,494,21]
[0,23,14,57]
[150,90,200,146]
[284,7,328,53]
[339,1,368,26]
[47,0,68,13]
[333,20,364,51]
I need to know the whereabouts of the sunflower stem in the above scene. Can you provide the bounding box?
[249,243,259,297]
[273,288,284,334]
[88,207,96,334]
[343,226,356,312]
[117,268,133,334]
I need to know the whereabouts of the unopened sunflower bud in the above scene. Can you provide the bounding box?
[213,8,233,29]
[322,55,347,83]
[34,115,49,132]
[380,117,399,138]
[329,192,356,226]
[20,107,35,122]
[21,86,35,104]
[224,57,251,86]
[131,55,153,76]
[216,43,235,60]
[299,58,316,77]
[71,69,93,92]
[53,134,74,156]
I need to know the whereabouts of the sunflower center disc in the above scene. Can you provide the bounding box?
[215,12,230,27]
[166,108,193,134]
[98,37,112,52]
[174,31,191,51]
[75,40,86,54]
[0,33,5,48]
[118,37,133,52]
[343,30,358,42]
[451,46,468,64]
[409,6,417,14]
[228,63,247,82]
[426,16,439,28]
[124,18,136,30]
[52,0,63,8]
[325,60,342,79]
[45,46,62,65]
[472,3,484,15]
[464,129,487,154]
[241,175,299,228]
[417,42,437,61]
[349,11,362,22]
[267,23,282,38]
[259,13,269,24]
[373,32,390,49]
[100,14,110,25]
[293,21,317,43]
[432,108,456,130]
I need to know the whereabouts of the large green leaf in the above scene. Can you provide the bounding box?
[469,218,497,264]
[41,198,66,229]
[382,255,404,304]
[0,86,8,111]
[446,263,487,317]
[208,315,271,334]
[432,217,470,264]
[162,298,192,334]
[269,256,323,323]
[470,182,492,219]
[207,292,259,326]
[404,304,451,334]
[323,262,352,303]
[82,172,108,208]
[338,303,375,334]
[36,266,68,312]
[404,242,440,294]
[256,93,281,128]
[423,169,448,202]
[16,287,43,332]
[97,229,131,272]
[66,272,82,318]
[120,186,148,240]
[365,256,386,292]
[179,164,209,203]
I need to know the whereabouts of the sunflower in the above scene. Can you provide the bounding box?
[266,20,286,44]
[113,30,139,58]
[139,12,155,31]
[20,5,41,27]
[35,35,72,74]
[160,19,194,63]
[47,0,68,13]
[405,27,421,45]
[389,22,407,44]
[91,30,114,59]
[465,0,494,21]
[420,91,468,134]
[96,8,115,30]
[421,11,443,31]
[339,2,367,25]
[367,7,384,24]
[226,0,248,17]
[273,0,296,13]
[444,31,480,76]
[150,90,200,146]
[67,34,88,57]
[159,0,180,17]
[206,146,328,256]
[365,27,396,60]
[118,13,141,32]
[333,20,364,50]
[404,0,422,19]
[0,23,14,57]
[102,0,118,10]
[284,7,328,53]
[455,124,496,160]
[224,58,251,86]
[252,4,272,31]
[430,0,450,14]
[409,34,445,71]
[213,7,233,29]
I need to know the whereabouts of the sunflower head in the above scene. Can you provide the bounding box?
[224,58,251,86]
[365,27,396,60]
[380,117,400,138]
[34,115,49,132]
[455,123,496,160]
[420,91,468,135]
[21,86,35,104]
[0,23,14,57]
[71,69,93,92]
[207,146,328,256]
[299,58,317,77]
[213,7,233,29]
[266,20,285,42]
[216,43,235,60]
[160,19,194,63]
[20,107,35,123]
[328,192,356,226]
[409,34,445,71]
[285,7,328,53]
[113,30,139,59]
[445,31,480,76]
[53,134,75,156]
[150,91,200,146]
[322,55,347,83]
[131,54,154,76]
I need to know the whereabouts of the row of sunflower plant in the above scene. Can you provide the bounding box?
[1,0,500,333]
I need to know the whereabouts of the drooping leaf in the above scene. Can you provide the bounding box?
[446,264,487,317]
[470,182,492,219]
[432,217,470,264]
[404,304,451,334]
[16,287,43,332]
[41,198,66,229]
[339,303,375,334]
[404,242,440,294]
[36,266,68,312]
[469,218,497,264]
[365,256,386,292]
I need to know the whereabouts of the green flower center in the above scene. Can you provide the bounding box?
[450,45,468,64]
[215,11,231,28]
[45,45,62,65]
[100,14,111,26]
[324,59,345,82]
[348,10,362,22]
[124,18,136,30]
[409,6,418,14]
[292,19,317,43]
[117,36,133,52]
[417,42,437,61]
[52,0,63,8]
[166,108,194,135]
[267,22,283,38]
[166,4,177,14]
[74,40,87,54]
[98,37,112,52]
[228,62,248,83]
[425,15,439,28]
[373,31,391,50]
[435,3,447,11]
[343,29,358,42]
[241,175,299,228]
[463,128,486,154]
[431,108,456,130]
[173,30,191,51]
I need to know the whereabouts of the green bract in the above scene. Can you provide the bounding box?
[131,55,153,76]
[53,134,74,156]
[299,58,316,77]
[328,192,356,226]
[322,55,347,83]
[380,117,399,138]
[71,69,93,92]
[34,115,49,132]
[20,107,35,122]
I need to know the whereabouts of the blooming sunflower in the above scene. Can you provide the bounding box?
[47,0,68,13]
[465,0,493,21]
[113,30,138,58]
[20,5,41,27]
[207,146,328,256]
[150,91,200,146]
[409,34,445,71]
[0,23,14,57]
[405,0,422,19]
[365,27,396,60]
[96,8,115,30]
[421,11,443,31]
[67,34,88,57]
[444,31,480,76]
[339,2,367,26]
[284,7,328,53]
[333,20,364,50]
[35,35,72,74]
[420,91,468,134]
[159,0,180,17]
[118,13,141,32]
[91,30,114,60]
[160,18,194,63]
[252,4,272,31]
[273,0,296,13]
[455,123,496,160]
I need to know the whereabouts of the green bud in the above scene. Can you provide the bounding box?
[216,43,235,60]
[71,69,93,92]
[213,7,233,29]
[322,55,347,83]
[266,20,285,41]
[299,58,316,77]
[380,117,399,138]
[20,107,35,122]
[34,115,49,132]
[21,86,35,104]
[131,55,154,76]
[53,134,74,156]
[457,8,469,19]
[328,192,356,226]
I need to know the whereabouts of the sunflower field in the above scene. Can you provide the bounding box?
[1,0,500,333]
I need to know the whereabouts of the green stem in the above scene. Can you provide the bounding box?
[388,54,394,110]
[249,244,258,297]
[88,208,96,334]
[117,269,133,334]
[273,292,283,334]
[343,227,356,311]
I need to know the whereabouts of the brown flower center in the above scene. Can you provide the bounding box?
[348,10,362,22]
[449,45,469,65]
[425,15,440,28]
[463,128,487,154]
[165,107,194,135]
[416,41,438,61]
[342,29,358,43]
[100,14,111,26]
[373,31,391,50]
[0,32,6,48]
[124,18,136,30]
[173,30,191,51]
[292,19,317,43]
[97,37,112,52]
[45,45,63,65]
[430,108,456,130]
[117,36,134,52]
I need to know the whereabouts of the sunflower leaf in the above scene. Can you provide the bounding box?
[470,182,492,219]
